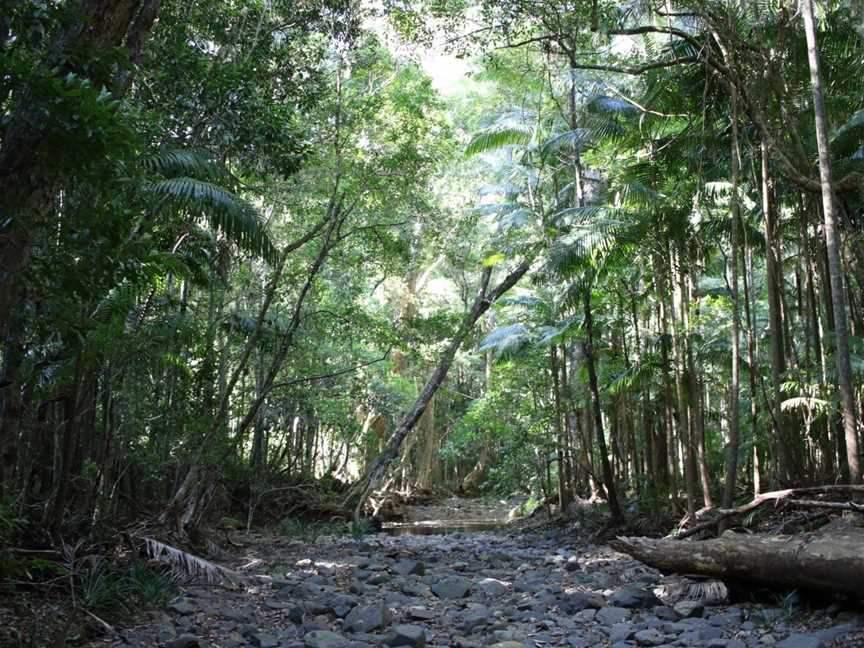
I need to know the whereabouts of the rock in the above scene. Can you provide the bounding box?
[166,600,196,616]
[397,579,430,597]
[776,635,825,648]
[167,635,201,648]
[385,624,427,647]
[673,600,704,619]
[513,576,545,593]
[343,603,393,633]
[475,578,508,596]
[654,605,677,621]
[559,591,605,613]
[609,622,635,642]
[610,585,660,609]
[709,610,742,627]
[633,628,665,646]
[564,556,580,572]
[392,560,426,576]
[459,605,491,632]
[596,606,631,625]
[406,606,435,621]
[304,630,348,648]
[490,643,524,648]
[250,633,278,648]
[816,623,861,642]
[431,575,472,599]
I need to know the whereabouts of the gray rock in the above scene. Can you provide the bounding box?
[709,610,742,627]
[304,630,348,648]
[475,578,508,596]
[513,577,545,593]
[166,635,201,648]
[343,603,393,633]
[559,591,605,613]
[596,606,632,625]
[392,560,425,576]
[385,624,427,648]
[634,628,665,646]
[406,606,435,621]
[460,605,491,632]
[674,600,704,619]
[816,622,861,642]
[397,579,431,597]
[575,609,597,622]
[167,600,196,616]
[610,585,660,609]
[250,633,278,648]
[776,635,825,648]
[431,575,472,599]
[654,606,678,621]
[609,622,635,642]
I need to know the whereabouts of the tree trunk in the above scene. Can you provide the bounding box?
[723,86,743,510]
[582,284,622,520]
[611,519,864,598]
[801,0,861,483]
[0,0,161,337]
[348,261,530,523]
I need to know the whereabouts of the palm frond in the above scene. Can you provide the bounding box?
[831,108,864,158]
[140,537,244,587]
[150,178,277,262]
[536,314,583,346]
[142,149,234,184]
[465,126,532,156]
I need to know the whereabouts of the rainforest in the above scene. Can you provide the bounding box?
[1,1,864,646]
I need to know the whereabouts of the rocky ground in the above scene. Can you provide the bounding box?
[82,501,861,648]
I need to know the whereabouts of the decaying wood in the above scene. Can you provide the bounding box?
[611,519,864,598]
[674,485,864,539]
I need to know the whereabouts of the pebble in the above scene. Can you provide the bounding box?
[84,498,854,648]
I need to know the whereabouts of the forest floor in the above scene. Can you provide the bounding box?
[73,498,864,648]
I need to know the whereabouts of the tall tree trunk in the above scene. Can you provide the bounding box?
[582,284,622,520]
[801,0,861,483]
[0,0,161,338]
[723,87,743,510]
[671,254,697,521]
[347,261,530,523]
[761,140,797,482]
[551,346,570,510]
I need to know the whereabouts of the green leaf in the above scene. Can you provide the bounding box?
[465,126,532,156]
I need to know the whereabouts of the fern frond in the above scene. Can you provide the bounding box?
[478,324,531,356]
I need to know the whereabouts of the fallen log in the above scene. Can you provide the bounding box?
[611,519,864,599]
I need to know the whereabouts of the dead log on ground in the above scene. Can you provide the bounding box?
[611,519,864,599]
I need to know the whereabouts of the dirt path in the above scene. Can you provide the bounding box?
[85,507,860,648]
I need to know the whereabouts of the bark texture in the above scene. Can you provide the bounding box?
[611,519,864,598]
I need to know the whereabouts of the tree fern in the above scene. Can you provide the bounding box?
[478,323,531,357]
